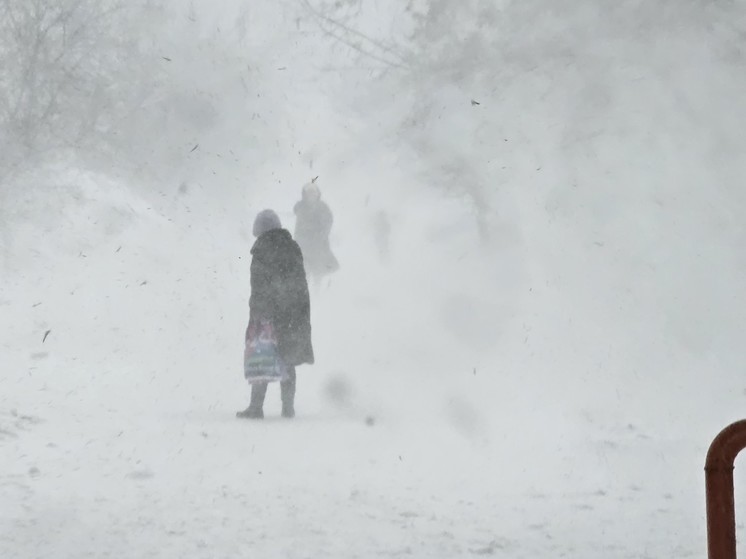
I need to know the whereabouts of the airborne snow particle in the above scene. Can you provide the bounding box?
[324,374,353,408]
[126,469,154,480]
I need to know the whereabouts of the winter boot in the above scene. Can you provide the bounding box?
[237,382,268,419]
[281,368,296,419]
[236,406,264,419]
[281,403,295,419]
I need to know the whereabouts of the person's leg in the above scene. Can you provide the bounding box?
[281,366,297,418]
[237,382,267,419]
[251,382,268,409]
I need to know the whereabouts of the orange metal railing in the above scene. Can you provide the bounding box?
[706,420,746,559]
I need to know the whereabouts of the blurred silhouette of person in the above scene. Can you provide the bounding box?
[373,209,391,263]
[237,209,314,419]
[293,181,339,289]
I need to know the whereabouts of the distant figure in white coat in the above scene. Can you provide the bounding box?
[293,182,339,289]
[373,209,391,263]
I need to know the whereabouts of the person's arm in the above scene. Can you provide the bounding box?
[283,242,310,308]
[249,254,274,322]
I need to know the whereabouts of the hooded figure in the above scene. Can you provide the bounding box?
[238,209,314,420]
[293,182,339,284]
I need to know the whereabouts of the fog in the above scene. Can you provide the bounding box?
[2,1,746,557]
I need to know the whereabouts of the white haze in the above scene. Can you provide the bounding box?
[1,1,746,557]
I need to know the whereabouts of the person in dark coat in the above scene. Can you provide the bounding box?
[293,182,339,288]
[237,209,314,419]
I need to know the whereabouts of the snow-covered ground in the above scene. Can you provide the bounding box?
[2,1,746,558]
[0,161,739,559]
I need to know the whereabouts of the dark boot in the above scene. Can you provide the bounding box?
[281,367,296,418]
[237,382,267,419]
[236,406,264,419]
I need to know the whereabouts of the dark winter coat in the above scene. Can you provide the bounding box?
[293,200,339,277]
[249,228,314,367]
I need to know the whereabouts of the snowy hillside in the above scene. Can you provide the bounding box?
[2,1,746,558]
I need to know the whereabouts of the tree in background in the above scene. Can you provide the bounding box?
[300,0,746,248]
[0,0,289,190]
[0,0,152,175]
[298,0,508,245]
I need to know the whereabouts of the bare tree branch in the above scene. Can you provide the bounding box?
[298,0,411,70]
[301,0,410,63]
